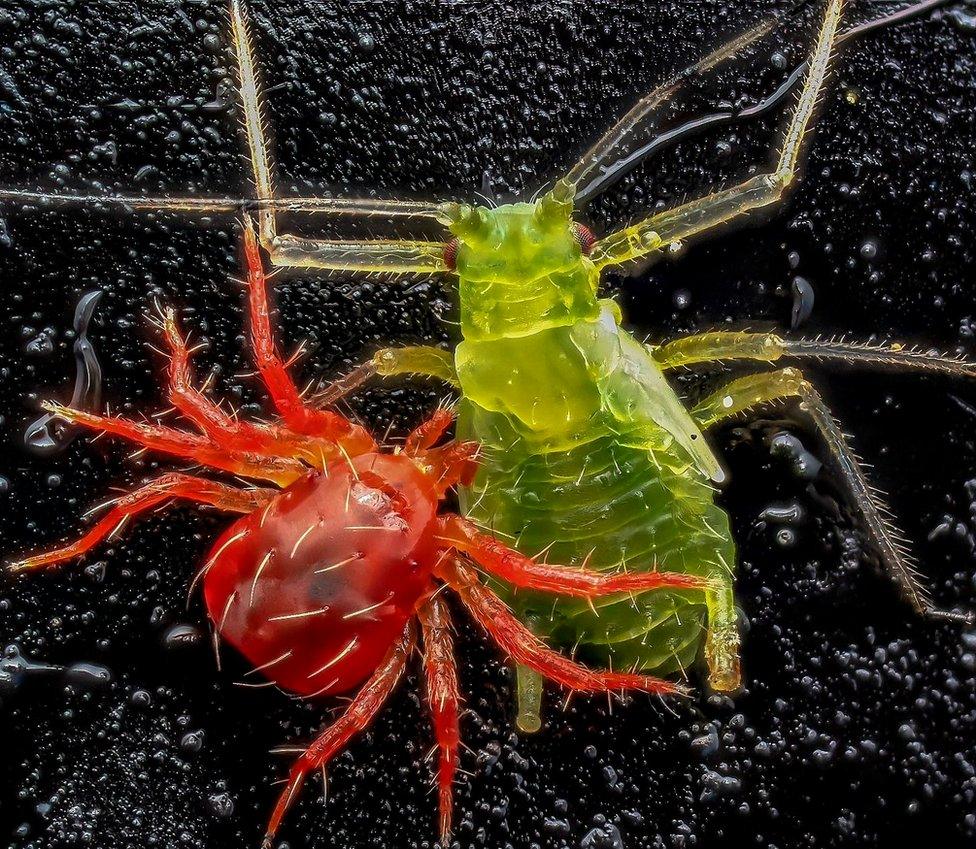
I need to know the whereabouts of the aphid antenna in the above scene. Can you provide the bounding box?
[233,679,276,688]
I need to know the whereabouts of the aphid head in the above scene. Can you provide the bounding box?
[441,180,601,340]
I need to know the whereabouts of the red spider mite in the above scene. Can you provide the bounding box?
[9,217,711,846]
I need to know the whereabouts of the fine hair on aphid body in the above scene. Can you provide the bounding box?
[1,0,975,834]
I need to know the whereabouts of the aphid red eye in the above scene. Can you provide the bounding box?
[444,237,460,271]
[572,223,596,256]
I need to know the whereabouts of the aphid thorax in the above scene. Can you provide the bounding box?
[443,180,599,341]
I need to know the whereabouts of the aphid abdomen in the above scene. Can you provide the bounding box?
[457,306,736,682]
[462,435,733,675]
[203,454,439,697]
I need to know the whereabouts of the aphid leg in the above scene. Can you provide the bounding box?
[418,594,461,845]
[438,515,715,597]
[263,622,416,849]
[33,401,304,486]
[561,4,780,192]
[652,330,976,378]
[691,368,975,626]
[372,345,460,387]
[571,0,957,205]
[439,558,689,698]
[590,0,845,269]
[8,473,271,574]
[229,1,449,275]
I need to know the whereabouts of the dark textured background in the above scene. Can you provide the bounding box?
[1,1,976,847]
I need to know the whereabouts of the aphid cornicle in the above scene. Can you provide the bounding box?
[1,0,973,735]
[9,220,712,844]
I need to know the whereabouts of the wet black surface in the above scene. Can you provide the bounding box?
[1,1,976,847]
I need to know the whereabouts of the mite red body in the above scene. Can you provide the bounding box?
[205,454,439,696]
[10,218,710,846]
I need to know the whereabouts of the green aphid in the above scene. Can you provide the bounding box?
[5,0,974,733]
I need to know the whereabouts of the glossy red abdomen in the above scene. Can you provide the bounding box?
[202,453,439,697]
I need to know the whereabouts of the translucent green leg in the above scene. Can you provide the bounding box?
[561,8,778,190]
[591,0,844,269]
[652,330,976,377]
[229,1,451,274]
[692,368,974,626]
[371,345,459,386]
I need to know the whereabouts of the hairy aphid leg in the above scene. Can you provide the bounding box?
[591,0,845,269]
[652,330,976,377]
[229,2,451,274]
[691,369,976,626]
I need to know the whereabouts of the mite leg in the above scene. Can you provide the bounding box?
[240,220,375,454]
[418,594,461,845]
[161,304,346,468]
[8,473,272,573]
[262,622,416,849]
[692,368,974,625]
[161,305,241,436]
[652,330,976,377]
[36,401,304,487]
[591,0,844,269]
[439,558,689,698]
[405,408,456,455]
[438,515,714,597]
[229,1,449,274]
[572,0,955,204]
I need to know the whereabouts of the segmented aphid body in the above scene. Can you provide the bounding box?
[449,196,739,721]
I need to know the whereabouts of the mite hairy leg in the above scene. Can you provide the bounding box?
[8,473,273,574]
[438,515,715,598]
[690,368,975,625]
[405,408,456,455]
[240,217,376,450]
[263,622,416,849]
[160,304,344,468]
[229,1,450,274]
[33,401,306,487]
[590,0,845,269]
[418,594,461,845]
[652,330,976,376]
[439,558,690,697]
